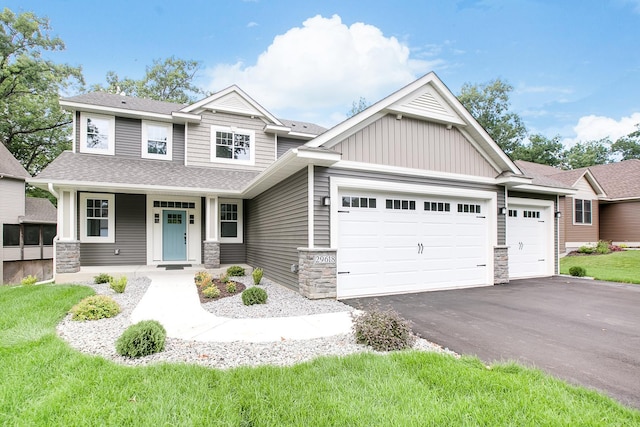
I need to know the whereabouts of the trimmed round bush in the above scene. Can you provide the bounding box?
[352,307,416,352]
[242,286,268,306]
[202,285,221,298]
[569,266,587,277]
[116,320,166,358]
[252,267,263,285]
[226,265,245,276]
[70,295,121,321]
[226,282,237,294]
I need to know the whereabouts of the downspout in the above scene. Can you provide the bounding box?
[556,194,560,275]
[48,183,60,283]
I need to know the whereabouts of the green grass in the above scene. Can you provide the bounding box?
[561,250,640,284]
[1,285,639,426]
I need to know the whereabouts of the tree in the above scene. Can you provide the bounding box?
[0,8,83,178]
[563,138,612,169]
[347,97,369,117]
[611,124,640,160]
[511,134,565,167]
[458,78,527,155]
[91,56,205,103]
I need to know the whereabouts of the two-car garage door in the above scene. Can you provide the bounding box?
[336,189,493,298]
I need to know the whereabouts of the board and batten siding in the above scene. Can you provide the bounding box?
[330,115,497,178]
[246,168,308,290]
[0,179,26,224]
[79,193,147,266]
[186,111,276,172]
[599,201,640,243]
[277,137,306,159]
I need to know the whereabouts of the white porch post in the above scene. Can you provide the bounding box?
[203,196,220,268]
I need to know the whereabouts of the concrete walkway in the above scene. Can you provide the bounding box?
[128,270,354,343]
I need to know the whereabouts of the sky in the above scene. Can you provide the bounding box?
[7,0,640,147]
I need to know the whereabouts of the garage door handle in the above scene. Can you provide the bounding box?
[477,264,486,267]
[338,271,350,275]
[538,259,545,262]
[338,210,350,213]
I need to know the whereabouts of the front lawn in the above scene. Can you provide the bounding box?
[561,250,640,284]
[1,285,639,425]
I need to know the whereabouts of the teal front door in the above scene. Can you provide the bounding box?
[163,210,187,261]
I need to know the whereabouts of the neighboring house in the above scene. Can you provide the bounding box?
[31,73,566,299]
[1,143,57,284]
[515,159,640,252]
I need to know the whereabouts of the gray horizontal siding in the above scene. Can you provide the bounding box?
[497,187,506,245]
[79,193,147,266]
[115,117,142,158]
[246,168,308,290]
[173,124,185,164]
[277,137,306,158]
[221,243,246,264]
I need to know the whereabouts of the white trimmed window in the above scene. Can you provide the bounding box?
[142,121,172,160]
[80,193,115,243]
[219,199,243,243]
[79,112,115,155]
[211,126,255,165]
[574,198,592,224]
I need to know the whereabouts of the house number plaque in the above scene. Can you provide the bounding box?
[313,255,336,264]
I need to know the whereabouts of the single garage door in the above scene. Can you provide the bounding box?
[507,199,554,279]
[337,192,491,298]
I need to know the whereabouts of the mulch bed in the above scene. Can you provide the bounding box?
[195,278,247,303]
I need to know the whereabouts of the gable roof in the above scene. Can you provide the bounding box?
[21,197,57,224]
[514,160,607,196]
[61,92,187,115]
[585,159,640,200]
[0,143,30,180]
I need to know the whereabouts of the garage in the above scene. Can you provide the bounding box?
[507,198,554,279]
[335,186,495,298]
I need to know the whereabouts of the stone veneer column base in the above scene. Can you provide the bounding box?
[494,245,509,284]
[56,240,81,273]
[298,248,337,299]
[203,241,220,269]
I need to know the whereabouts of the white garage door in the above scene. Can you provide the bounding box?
[337,192,491,298]
[507,199,554,279]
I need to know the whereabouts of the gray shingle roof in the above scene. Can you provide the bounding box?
[0,143,30,179]
[34,152,259,192]
[279,119,327,136]
[21,197,57,223]
[585,159,640,199]
[514,160,574,189]
[61,92,187,115]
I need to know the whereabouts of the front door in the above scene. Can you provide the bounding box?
[162,210,187,261]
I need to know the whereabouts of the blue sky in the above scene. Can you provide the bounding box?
[7,0,640,146]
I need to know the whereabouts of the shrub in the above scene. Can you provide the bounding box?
[109,276,127,293]
[94,273,113,284]
[70,295,121,321]
[227,265,245,276]
[116,320,166,358]
[226,282,237,293]
[578,245,594,254]
[610,244,624,252]
[619,243,629,249]
[252,267,263,285]
[194,271,211,286]
[219,273,229,284]
[242,286,268,306]
[352,307,416,352]
[21,275,37,286]
[595,240,610,255]
[202,285,221,298]
[569,266,587,277]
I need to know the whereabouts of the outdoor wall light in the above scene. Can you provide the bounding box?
[499,207,507,215]
[555,211,562,218]
[322,196,331,206]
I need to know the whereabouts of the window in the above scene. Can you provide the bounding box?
[43,225,56,245]
[2,224,20,246]
[79,113,115,155]
[342,196,377,208]
[211,126,255,165]
[142,121,172,160]
[153,201,196,209]
[523,210,541,219]
[219,199,243,243]
[386,199,416,210]
[80,193,115,243]
[457,203,482,214]
[24,225,41,246]
[424,201,450,212]
[574,199,592,224]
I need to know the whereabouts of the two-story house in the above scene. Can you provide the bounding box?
[32,73,568,299]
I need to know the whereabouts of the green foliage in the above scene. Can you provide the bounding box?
[109,276,127,293]
[202,285,221,299]
[226,265,245,277]
[457,78,527,155]
[115,320,166,358]
[611,125,640,160]
[20,275,37,286]
[578,245,595,254]
[352,307,416,352]
[561,250,640,284]
[93,273,113,284]
[70,295,120,321]
[595,240,611,255]
[511,134,565,167]
[194,271,211,287]
[569,266,587,277]
[226,282,237,294]
[242,286,268,306]
[563,138,612,169]
[252,267,264,285]
[219,273,229,284]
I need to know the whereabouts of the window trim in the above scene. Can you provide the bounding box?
[79,193,115,243]
[218,198,243,244]
[141,120,173,160]
[210,125,255,166]
[573,198,592,225]
[79,112,115,155]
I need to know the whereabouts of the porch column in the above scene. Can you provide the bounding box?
[203,196,220,268]
[494,245,509,284]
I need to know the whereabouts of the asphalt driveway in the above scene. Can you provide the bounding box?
[343,276,640,409]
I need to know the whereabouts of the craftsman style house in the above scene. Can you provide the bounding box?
[32,73,568,299]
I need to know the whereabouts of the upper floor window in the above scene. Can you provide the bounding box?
[79,193,115,243]
[574,198,592,224]
[142,121,173,160]
[79,112,115,155]
[211,125,255,165]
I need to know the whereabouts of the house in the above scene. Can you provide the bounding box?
[31,72,567,299]
[517,159,640,251]
[1,143,57,284]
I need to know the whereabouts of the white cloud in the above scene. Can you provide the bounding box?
[562,112,640,147]
[246,22,258,28]
[204,14,437,126]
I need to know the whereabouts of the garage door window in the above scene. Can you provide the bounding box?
[386,199,416,210]
[342,196,376,208]
[508,209,517,217]
[457,203,482,214]
[424,201,450,212]
[523,210,540,219]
